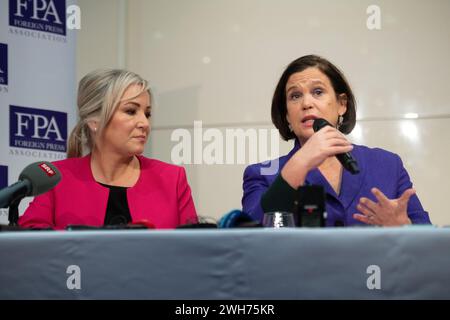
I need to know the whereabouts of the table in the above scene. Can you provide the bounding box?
[0,227,449,299]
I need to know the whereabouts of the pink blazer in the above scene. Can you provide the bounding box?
[19,155,198,229]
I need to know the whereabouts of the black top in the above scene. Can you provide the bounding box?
[261,174,298,214]
[99,183,132,226]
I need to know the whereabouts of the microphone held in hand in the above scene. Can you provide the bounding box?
[313,118,360,174]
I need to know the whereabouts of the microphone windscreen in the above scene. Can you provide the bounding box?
[19,162,61,196]
[218,210,261,228]
[313,118,331,132]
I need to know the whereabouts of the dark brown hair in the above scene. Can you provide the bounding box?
[271,55,356,140]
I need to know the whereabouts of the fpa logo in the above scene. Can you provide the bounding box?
[9,0,67,36]
[0,43,7,86]
[10,105,67,153]
[0,166,7,189]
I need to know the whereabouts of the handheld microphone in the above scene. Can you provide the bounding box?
[0,161,61,226]
[313,118,360,174]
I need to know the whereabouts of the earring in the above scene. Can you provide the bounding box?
[94,127,97,133]
[337,115,344,129]
[288,123,293,132]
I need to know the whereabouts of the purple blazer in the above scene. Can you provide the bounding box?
[19,155,198,230]
[242,140,431,226]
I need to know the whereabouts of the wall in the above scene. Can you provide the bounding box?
[76,0,125,81]
[77,0,450,226]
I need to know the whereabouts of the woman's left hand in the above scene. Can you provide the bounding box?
[353,188,414,226]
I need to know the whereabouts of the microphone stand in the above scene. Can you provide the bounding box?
[8,196,23,227]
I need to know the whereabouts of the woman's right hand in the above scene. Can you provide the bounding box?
[281,126,353,188]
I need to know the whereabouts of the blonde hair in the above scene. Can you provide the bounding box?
[67,69,150,158]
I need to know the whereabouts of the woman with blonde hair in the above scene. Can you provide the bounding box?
[20,69,198,229]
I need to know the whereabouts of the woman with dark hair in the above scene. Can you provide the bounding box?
[242,55,431,226]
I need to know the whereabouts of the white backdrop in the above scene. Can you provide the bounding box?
[0,0,76,224]
[76,0,450,226]
[124,0,450,225]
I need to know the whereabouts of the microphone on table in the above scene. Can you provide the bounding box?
[313,118,360,174]
[66,220,156,231]
[66,218,158,231]
[0,161,61,226]
[218,210,262,228]
[176,216,218,229]
[296,185,326,227]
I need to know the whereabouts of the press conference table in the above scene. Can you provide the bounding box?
[0,227,449,299]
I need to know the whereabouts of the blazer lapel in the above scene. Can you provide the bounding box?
[305,168,337,198]
[301,145,366,209]
[338,146,366,209]
[283,141,365,209]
